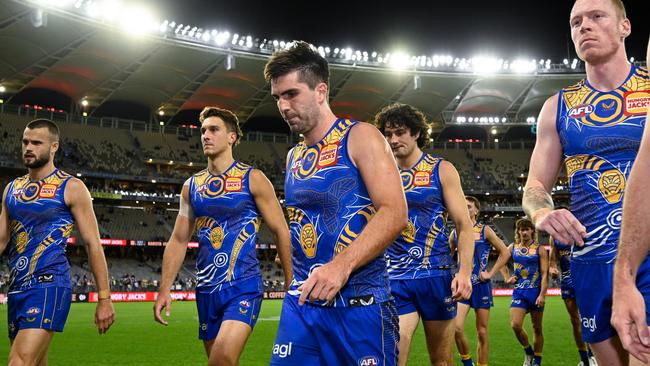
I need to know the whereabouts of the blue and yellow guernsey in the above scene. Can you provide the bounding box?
[554,240,573,288]
[513,242,542,290]
[5,169,74,292]
[285,118,388,307]
[189,162,261,291]
[386,153,453,280]
[557,65,649,264]
[451,223,490,285]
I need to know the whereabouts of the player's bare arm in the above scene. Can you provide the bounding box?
[523,94,586,246]
[154,182,194,325]
[547,237,560,279]
[0,184,10,255]
[612,85,650,361]
[483,225,511,280]
[440,160,474,300]
[536,244,550,307]
[298,122,407,305]
[504,244,515,284]
[250,169,292,290]
[65,178,115,335]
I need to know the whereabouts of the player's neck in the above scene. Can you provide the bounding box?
[396,148,423,170]
[521,239,533,247]
[28,162,56,181]
[585,52,631,91]
[206,151,235,176]
[302,109,338,146]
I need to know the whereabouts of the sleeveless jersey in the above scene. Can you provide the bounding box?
[513,241,542,289]
[451,223,491,285]
[5,169,74,292]
[386,153,453,280]
[189,162,261,291]
[557,65,649,264]
[554,240,573,287]
[284,118,389,306]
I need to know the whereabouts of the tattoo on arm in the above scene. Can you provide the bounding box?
[522,186,554,218]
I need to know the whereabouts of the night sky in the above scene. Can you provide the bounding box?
[153,0,649,61]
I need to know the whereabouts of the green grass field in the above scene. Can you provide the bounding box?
[0,297,586,365]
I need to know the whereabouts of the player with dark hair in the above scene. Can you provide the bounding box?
[0,118,115,365]
[452,196,510,366]
[266,41,408,365]
[153,107,292,366]
[374,102,473,365]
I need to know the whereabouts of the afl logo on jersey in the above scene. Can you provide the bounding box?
[568,104,594,119]
[358,356,379,366]
[624,91,650,116]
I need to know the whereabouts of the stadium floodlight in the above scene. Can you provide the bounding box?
[74,1,82,8]
[202,32,211,42]
[0,85,5,93]
[468,117,474,123]
[630,57,635,62]
[81,99,88,107]
[472,56,501,75]
[226,54,235,70]
[158,110,164,116]
[511,59,536,74]
[215,32,230,46]
[76,173,82,177]
[389,52,410,69]
[86,1,100,18]
[159,121,164,126]
[494,138,499,143]
[491,128,497,135]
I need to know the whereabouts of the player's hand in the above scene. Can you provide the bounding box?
[611,281,650,362]
[95,299,115,335]
[451,273,472,301]
[297,261,351,305]
[533,208,587,246]
[549,266,560,279]
[506,276,517,285]
[153,291,172,326]
[479,271,492,282]
[535,295,546,307]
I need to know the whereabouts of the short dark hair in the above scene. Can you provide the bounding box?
[199,107,243,145]
[373,103,430,148]
[26,119,60,141]
[263,41,329,88]
[465,196,481,211]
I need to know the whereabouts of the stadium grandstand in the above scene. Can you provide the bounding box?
[0,0,648,365]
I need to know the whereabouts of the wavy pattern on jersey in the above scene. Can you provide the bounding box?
[6,169,74,291]
[557,65,648,264]
[334,205,376,255]
[387,153,453,280]
[513,242,541,289]
[190,162,261,290]
[285,119,389,306]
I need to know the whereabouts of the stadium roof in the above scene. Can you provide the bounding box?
[0,1,645,132]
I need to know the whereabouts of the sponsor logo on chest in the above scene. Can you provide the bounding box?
[413,171,431,186]
[224,177,242,192]
[624,91,650,116]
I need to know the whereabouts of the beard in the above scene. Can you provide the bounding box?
[23,153,50,169]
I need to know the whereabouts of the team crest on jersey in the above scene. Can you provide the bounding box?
[624,91,650,116]
[39,184,58,198]
[225,177,242,192]
[413,171,430,186]
[568,104,594,119]
[317,143,339,168]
